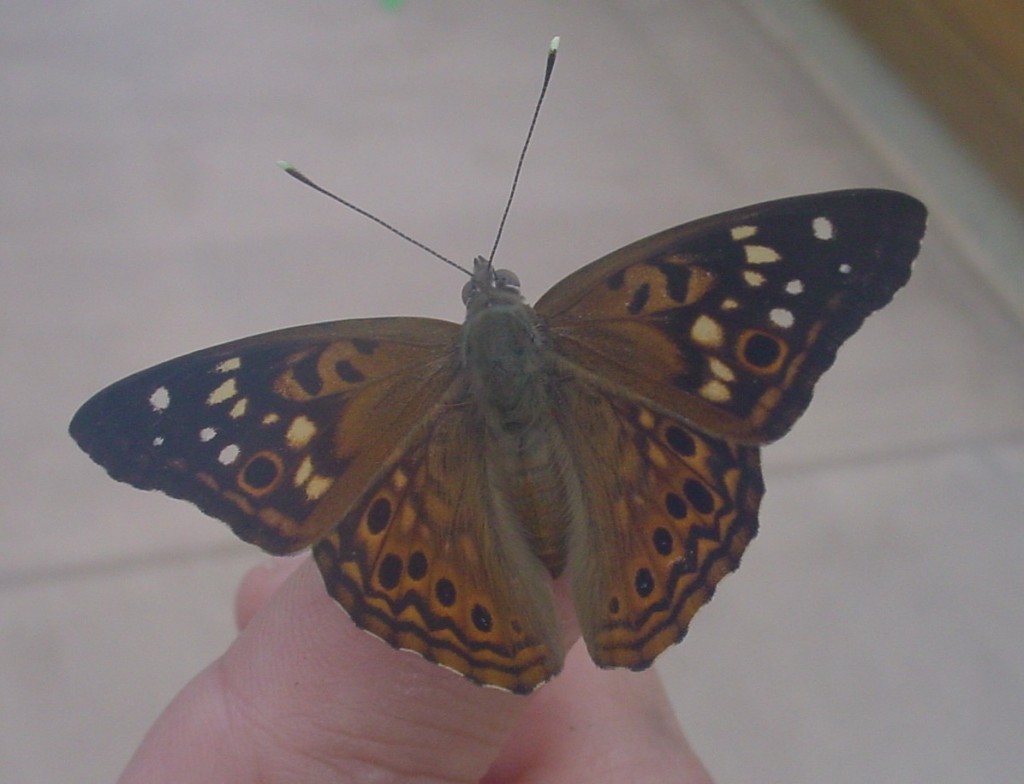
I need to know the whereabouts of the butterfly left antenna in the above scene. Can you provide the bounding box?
[486,35,560,269]
[278,161,473,276]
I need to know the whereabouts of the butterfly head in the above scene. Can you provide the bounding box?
[462,255,524,315]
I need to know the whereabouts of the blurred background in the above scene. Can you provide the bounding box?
[3,2,1022,781]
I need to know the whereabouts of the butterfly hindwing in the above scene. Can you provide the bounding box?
[314,397,565,693]
[536,189,927,443]
[70,318,460,553]
[555,378,762,670]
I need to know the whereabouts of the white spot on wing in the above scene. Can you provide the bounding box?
[744,244,781,264]
[152,436,164,446]
[770,308,795,328]
[700,380,731,402]
[690,315,724,348]
[149,386,170,411]
[708,358,736,382]
[216,357,242,373]
[785,279,804,295]
[294,455,313,487]
[813,216,834,240]
[286,415,317,449]
[207,377,238,405]
[731,225,757,240]
[743,270,765,287]
[230,398,248,419]
[199,427,217,442]
[838,263,852,274]
[218,444,241,465]
[305,475,333,501]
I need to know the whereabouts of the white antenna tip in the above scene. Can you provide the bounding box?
[549,36,560,53]
[276,160,295,172]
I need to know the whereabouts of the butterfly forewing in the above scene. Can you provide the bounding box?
[70,318,460,553]
[537,189,926,443]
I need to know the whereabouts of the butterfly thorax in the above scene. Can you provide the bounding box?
[461,261,576,576]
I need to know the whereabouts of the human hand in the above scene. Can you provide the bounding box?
[119,555,712,783]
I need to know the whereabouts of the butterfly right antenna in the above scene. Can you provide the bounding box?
[486,36,560,271]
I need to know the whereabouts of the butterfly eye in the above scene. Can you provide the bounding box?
[494,269,521,291]
[461,279,480,305]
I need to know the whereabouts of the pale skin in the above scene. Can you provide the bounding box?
[119,555,713,783]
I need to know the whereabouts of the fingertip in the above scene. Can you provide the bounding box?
[221,557,535,781]
[484,644,713,783]
[234,555,306,630]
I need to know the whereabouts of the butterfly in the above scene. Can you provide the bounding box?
[70,188,926,693]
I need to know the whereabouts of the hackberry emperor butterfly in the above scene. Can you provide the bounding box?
[69,43,926,694]
[70,186,925,693]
